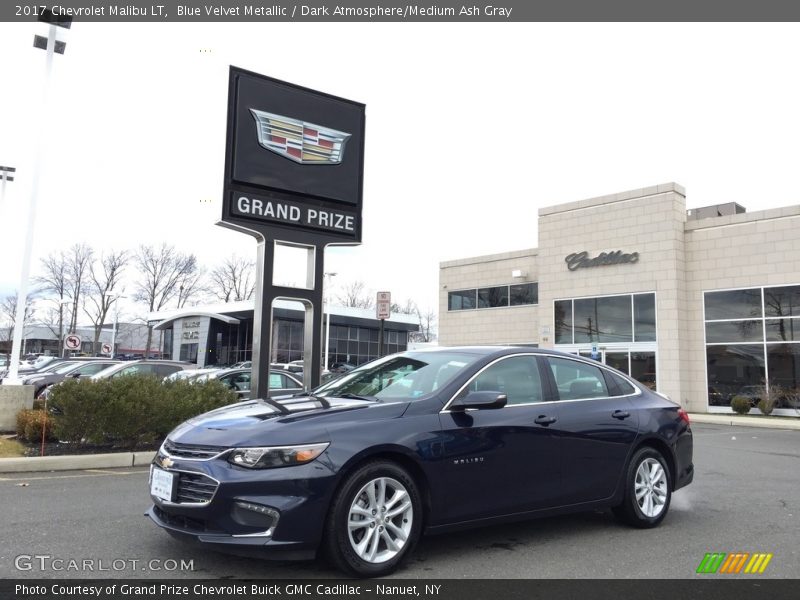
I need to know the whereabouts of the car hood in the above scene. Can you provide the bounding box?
[166,396,409,448]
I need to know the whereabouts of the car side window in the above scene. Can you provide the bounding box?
[607,371,637,396]
[464,356,544,405]
[548,357,609,400]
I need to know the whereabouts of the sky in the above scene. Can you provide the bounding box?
[2,22,800,325]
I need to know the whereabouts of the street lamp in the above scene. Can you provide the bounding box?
[0,166,15,213]
[4,10,71,384]
[323,272,337,372]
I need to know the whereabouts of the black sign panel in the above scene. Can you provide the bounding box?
[221,67,365,243]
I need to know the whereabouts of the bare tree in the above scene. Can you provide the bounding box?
[35,251,71,353]
[391,298,418,315]
[65,243,94,334]
[208,255,255,303]
[337,280,374,309]
[416,307,437,342]
[175,267,206,308]
[134,244,198,356]
[83,250,129,354]
[1,292,36,360]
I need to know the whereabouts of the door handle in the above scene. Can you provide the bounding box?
[534,415,557,426]
[612,410,631,420]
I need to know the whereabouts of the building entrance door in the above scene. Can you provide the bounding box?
[563,344,658,391]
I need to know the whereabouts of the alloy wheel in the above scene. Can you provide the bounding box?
[634,457,668,518]
[347,476,413,563]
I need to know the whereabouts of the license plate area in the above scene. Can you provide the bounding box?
[150,467,176,502]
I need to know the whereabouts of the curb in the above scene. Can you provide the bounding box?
[0,451,156,474]
[689,413,800,430]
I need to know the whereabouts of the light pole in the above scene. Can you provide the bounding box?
[104,293,126,358]
[4,11,71,384]
[0,166,15,213]
[323,272,337,373]
[58,298,71,357]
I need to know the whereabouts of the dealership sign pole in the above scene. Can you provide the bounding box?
[218,67,365,397]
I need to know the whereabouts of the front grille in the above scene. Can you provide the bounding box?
[176,471,218,504]
[163,439,226,460]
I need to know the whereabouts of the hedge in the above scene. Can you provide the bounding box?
[44,375,239,449]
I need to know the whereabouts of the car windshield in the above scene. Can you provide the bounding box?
[54,362,82,374]
[313,351,479,401]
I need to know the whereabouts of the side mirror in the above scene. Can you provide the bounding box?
[71,373,81,378]
[450,391,507,411]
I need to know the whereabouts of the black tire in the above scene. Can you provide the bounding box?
[612,447,672,528]
[323,461,422,577]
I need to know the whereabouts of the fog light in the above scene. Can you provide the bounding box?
[231,501,280,536]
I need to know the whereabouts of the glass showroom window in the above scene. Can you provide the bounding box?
[448,283,538,311]
[555,293,656,345]
[704,285,800,412]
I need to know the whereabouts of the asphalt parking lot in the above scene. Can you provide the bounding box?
[1,423,797,579]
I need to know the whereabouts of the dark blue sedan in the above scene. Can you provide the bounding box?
[147,347,693,577]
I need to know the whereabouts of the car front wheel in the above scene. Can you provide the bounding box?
[324,461,422,577]
[613,447,672,528]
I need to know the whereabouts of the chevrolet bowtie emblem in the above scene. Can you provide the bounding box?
[250,109,351,165]
[161,457,174,469]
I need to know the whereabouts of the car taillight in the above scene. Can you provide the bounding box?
[678,408,690,424]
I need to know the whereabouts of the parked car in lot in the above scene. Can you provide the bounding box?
[91,360,195,380]
[23,359,120,398]
[194,368,303,399]
[147,346,694,577]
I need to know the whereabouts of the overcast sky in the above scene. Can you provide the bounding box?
[2,22,800,323]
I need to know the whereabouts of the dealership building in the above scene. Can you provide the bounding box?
[148,300,419,369]
[439,183,800,416]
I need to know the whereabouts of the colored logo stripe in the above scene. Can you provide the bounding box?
[744,553,773,574]
[719,553,749,573]
[697,553,726,573]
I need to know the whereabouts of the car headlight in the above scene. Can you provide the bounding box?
[227,443,329,469]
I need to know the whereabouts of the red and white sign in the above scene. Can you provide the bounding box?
[101,343,113,355]
[64,334,81,351]
[376,291,391,320]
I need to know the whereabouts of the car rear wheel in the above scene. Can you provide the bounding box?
[323,461,422,577]
[612,447,671,528]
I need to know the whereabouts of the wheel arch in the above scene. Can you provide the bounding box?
[331,448,433,528]
[632,436,677,490]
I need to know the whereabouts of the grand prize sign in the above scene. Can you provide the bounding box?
[220,67,365,245]
[218,67,366,395]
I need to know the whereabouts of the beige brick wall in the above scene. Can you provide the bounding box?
[439,249,539,346]
[683,207,800,412]
[537,184,689,408]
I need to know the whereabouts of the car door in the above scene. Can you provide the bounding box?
[542,355,639,505]
[437,354,562,522]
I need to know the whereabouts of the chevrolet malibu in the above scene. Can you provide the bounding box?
[147,347,693,577]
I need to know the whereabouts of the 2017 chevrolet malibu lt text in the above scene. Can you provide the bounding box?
[147,347,693,577]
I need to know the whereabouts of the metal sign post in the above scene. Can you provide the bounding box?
[376,291,391,357]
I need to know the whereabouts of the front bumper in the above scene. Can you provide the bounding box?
[145,449,338,559]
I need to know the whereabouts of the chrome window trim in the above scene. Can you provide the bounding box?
[440,352,642,414]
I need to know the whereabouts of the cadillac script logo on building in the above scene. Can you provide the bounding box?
[565,250,640,271]
[250,109,351,165]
